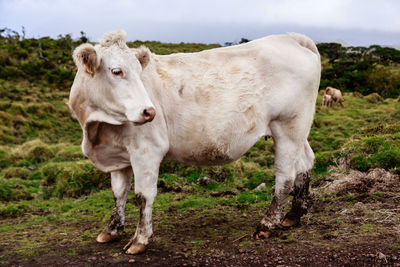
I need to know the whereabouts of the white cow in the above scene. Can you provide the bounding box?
[322,94,332,107]
[69,30,321,254]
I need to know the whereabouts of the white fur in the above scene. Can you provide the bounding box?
[69,31,321,247]
[322,94,332,106]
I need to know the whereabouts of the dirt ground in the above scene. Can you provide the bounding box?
[5,242,399,266]
[2,168,400,266]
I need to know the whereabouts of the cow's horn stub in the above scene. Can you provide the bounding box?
[100,29,127,49]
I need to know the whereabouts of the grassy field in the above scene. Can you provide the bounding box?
[0,35,400,265]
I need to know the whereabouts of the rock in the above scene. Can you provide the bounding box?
[340,209,348,215]
[377,252,387,262]
[112,253,119,258]
[128,259,135,263]
[354,202,364,209]
[254,183,266,191]
[197,177,213,186]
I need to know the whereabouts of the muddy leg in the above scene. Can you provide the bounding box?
[123,191,155,254]
[254,122,302,239]
[124,156,160,254]
[97,167,133,243]
[282,141,314,227]
[281,170,311,227]
[254,179,293,239]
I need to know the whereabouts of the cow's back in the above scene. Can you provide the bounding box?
[145,34,320,165]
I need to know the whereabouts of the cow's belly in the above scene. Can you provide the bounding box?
[165,123,269,166]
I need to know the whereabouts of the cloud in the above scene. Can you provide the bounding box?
[1,0,399,45]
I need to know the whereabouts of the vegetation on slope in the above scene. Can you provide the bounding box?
[0,29,400,264]
[0,30,399,203]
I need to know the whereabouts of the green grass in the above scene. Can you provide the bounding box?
[0,93,399,203]
[1,35,400,262]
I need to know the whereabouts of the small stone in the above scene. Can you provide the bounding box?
[128,259,135,263]
[112,253,119,258]
[378,252,387,262]
[340,209,348,214]
[254,183,266,191]
[354,202,364,209]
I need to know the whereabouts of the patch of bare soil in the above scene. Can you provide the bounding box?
[3,241,399,266]
[320,168,400,196]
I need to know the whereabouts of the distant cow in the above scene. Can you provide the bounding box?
[68,30,321,254]
[322,94,332,106]
[325,86,345,107]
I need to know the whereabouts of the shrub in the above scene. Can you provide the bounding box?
[39,161,109,199]
[1,167,31,179]
[0,203,29,217]
[342,134,400,172]
[364,93,383,103]
[0,178,33,201]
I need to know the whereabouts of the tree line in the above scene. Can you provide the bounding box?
[1,28,399,98]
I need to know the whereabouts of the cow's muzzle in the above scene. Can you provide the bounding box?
[141,107,156,123]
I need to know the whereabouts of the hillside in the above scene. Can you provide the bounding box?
[0,32,399,265]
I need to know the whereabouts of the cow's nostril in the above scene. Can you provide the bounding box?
[142,107,156,122]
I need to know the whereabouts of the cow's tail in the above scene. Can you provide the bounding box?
[287,33,320,58]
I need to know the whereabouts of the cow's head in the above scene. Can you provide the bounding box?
[69,30,155,129]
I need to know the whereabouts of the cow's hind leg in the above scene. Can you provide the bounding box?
[281,141,314,227]
[254,119,313,239]
[97,167,133,243]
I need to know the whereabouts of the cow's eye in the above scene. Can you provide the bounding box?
[111,68,124,77]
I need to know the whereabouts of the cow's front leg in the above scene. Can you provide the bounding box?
[97,167,133,243]
[123,155,160,254]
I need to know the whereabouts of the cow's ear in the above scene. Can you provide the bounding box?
[73,43,99,76]
[135,46,150,69]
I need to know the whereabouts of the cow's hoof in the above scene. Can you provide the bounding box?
[254,230,272,239]
[281,217,299,228]
[125,244,146,255]
[96,232,118,243]
[254,223,272,239]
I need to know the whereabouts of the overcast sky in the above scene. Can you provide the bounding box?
[1,0,400,46]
